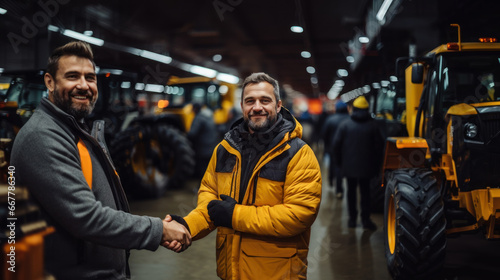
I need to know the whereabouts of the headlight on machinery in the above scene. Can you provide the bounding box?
[464,122,478,138]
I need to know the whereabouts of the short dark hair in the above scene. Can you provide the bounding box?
[46,41,95,78]
[241,72,280,101]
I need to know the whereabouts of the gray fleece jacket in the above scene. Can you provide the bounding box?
[11,98,164,280]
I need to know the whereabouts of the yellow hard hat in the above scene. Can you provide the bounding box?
[353,96,369,109]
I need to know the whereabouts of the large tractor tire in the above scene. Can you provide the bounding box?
[111,124,195,198]
[370,173,385,213]
[384,168,446,280]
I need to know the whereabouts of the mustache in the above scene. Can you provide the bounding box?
[249,112,268,117]
[70,89,93,97]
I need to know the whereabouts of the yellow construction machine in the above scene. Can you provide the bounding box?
[382,25,500,279]
[110,75,239,198]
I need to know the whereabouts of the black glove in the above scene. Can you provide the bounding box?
[169,214,191,234]
[207,194,237,228]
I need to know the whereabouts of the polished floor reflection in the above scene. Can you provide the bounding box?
[128,160,500,280]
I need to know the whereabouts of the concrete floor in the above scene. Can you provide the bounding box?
[127,159,500,280]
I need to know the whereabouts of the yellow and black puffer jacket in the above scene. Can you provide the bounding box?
[184,108,322,280]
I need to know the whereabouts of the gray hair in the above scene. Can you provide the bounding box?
[241,72,280,101]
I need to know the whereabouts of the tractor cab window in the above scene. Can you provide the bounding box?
[0,76,12,100]
[165,82,222,111]
[375,86,396,119]
[6,78,46,109]
[440,52,500,111]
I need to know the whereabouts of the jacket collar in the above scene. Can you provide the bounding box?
[39,97,91,134]
[351,108,373,122]
[225,107,302,152]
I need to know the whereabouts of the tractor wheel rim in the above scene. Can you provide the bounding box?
[388,194,396,255]
[131,139,167,186]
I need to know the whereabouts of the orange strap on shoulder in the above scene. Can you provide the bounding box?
[77,139,93,189]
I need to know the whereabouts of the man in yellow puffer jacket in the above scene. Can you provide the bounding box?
[169,72,322,279]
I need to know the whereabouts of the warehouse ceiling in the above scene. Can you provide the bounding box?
[1,0,499,98]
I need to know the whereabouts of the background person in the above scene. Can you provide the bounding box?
[187,102,219,179]
[321,100,349,198]
[11,41,191,280]
[332,95,384,230]
[170,72,322,279]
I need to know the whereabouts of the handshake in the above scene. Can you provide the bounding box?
[161,214,192,253]
[160,194,237,253]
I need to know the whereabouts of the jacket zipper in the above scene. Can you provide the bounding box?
[248,140,290,204]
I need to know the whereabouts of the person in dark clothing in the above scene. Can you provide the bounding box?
[187,102,219,178]
[332,96,384,230]
[10,41,191,280]
[321,100,349,198]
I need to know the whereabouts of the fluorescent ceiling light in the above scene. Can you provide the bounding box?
[0,68,4,73]
[290,26,303,33]
[212,54,222,62]
[135,83,145,90]
[334,80,345,86]
[216,73,239,84]
[140,50,172,64]
[306,66,315,74]
[47,24,60,32]
[0,8,7,14]
[301,51,311,58]
[62,29,104,46]
[145,84,164,93]
[346,56,355,63]
[310,76,318,84]
[376,0,393,22]
[337,69,348,77]
[359,36,370,43]
[190,65,217,78]
[83,30,93,36]
[121,81,131,89]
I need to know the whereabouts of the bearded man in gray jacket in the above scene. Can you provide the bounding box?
[11,41,191,280]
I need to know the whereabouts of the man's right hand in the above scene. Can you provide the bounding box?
[161,215,192,253]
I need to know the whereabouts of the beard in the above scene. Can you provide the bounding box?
[52,87,96,120]
[246,112,278,132]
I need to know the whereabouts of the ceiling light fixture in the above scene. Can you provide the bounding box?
[301,51,311,58]
[0,8,7,14]
[306,66,315,74]
[376,0,394,23]
[290,25,303,33]
[48,25,59,32]
[62,29,104,46]
[145,84,165,93]
[140,50,172,64]
[359,36,370,43]
[346,56,355,63]
[216,73,240,84]
[189,65,217,78]
[337,69,348,77]
[212,54,222,62]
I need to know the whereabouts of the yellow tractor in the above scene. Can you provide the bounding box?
[110,75,239,198]
[382,25,500,279]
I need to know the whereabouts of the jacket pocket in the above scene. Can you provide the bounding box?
[240,238,297,280]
